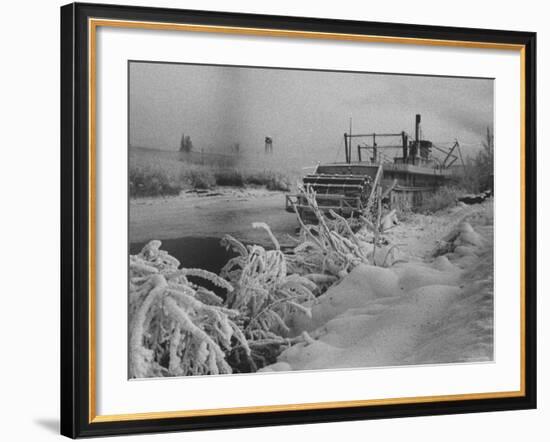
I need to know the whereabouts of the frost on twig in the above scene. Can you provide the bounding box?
[128,240,246,378]
[221,223,316,336]
[220,223,318,369]
[286,186,372,280]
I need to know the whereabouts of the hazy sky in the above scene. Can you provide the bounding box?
[129,62,493,165]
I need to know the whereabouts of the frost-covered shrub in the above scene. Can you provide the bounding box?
[129,166,183,197]
[286,186,371,281]
[129,240,249,378]
[186,169,216,189]
[416,186,461,214]
[220,223,318,369]
[129,232,319,376]
[265,174,291,192]
[244,171,291,191]
[221,224,317,335]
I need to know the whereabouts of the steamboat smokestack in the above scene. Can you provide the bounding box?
[402,131,408,160]
[415,114,421,144]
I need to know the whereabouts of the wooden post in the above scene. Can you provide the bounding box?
[365,164,383,215]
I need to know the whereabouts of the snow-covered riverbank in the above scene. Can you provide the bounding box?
[262,201,494,372]
[130,187,296,245]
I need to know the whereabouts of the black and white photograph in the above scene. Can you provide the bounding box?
[128,61,495,379]
[0,0,543,438]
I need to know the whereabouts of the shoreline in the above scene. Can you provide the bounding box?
[130,186,299,245]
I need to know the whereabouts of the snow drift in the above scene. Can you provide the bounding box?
[262,202,494,372]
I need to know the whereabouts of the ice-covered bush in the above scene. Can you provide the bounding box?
[221,223,317,342]
[129,240,249,378]
[130,230,319,376]
[416,186,461,214]
[286,186,371,281]
[186,169,216,189]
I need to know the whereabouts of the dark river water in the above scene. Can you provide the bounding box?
[130,236,238,297]
[130,236,237,274]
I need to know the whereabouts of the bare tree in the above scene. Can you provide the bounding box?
[476,127,494,192]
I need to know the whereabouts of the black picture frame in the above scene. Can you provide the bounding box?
[61,2,537,438]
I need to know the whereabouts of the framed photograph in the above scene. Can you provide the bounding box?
[60,2,536,438]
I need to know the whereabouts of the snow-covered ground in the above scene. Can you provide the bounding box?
[262,201,494,372]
